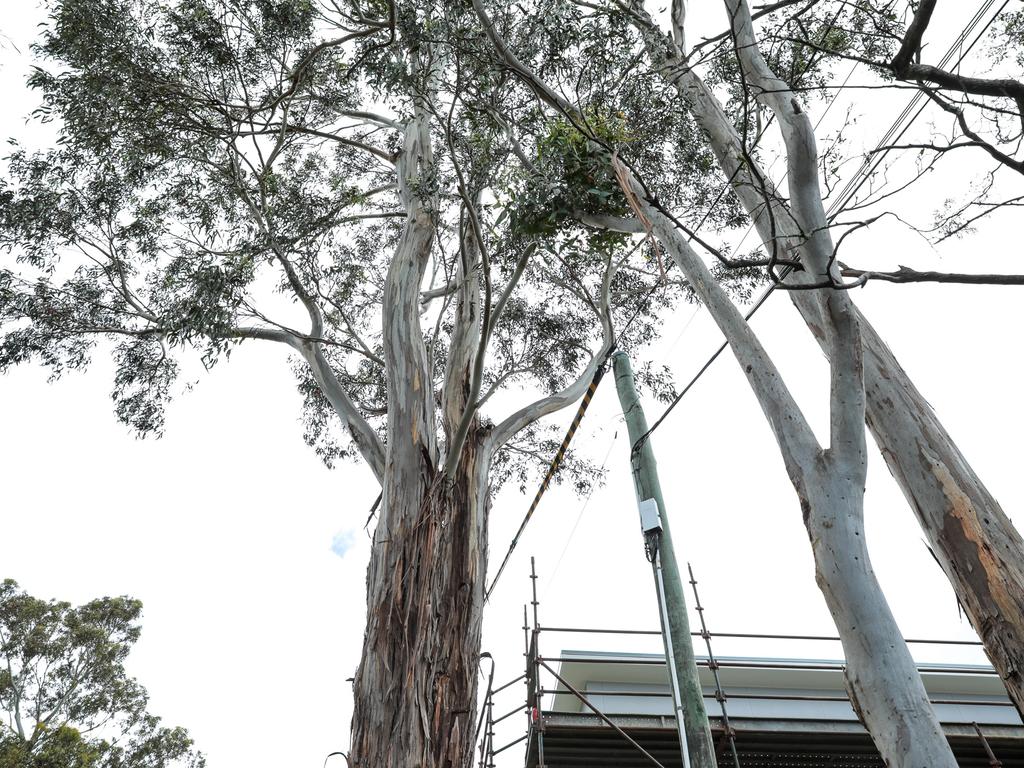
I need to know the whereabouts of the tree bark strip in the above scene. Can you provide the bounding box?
[348,431,489,768]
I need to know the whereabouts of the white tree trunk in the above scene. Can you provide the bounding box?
[623,3,1024,715]
[803,470,954,765]
[636,187,958,766]
[348,107,490,768]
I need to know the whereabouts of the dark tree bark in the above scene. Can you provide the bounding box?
[348,431,489,768]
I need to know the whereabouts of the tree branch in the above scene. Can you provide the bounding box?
[923,91,1024,175]
[838,265,1024,285]
[298,342,386,484]
[890,0,936,75]
[489,253,616,451]
[626,167,821,474]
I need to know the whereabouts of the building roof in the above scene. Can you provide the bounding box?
[521,650,1023,767]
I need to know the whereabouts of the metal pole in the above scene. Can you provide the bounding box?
[654,549,692,768]
[973,722,1004,768]
[689,563,741,768]
[529,559,546,768]
[538,659,670,768]
[612,351,717,768]
[522,605,536,768]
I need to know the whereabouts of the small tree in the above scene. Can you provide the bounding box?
[0,579,203,768]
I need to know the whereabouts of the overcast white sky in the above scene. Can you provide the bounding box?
[1,2,1022,766]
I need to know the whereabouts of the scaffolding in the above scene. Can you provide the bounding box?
[476,559,1020,768]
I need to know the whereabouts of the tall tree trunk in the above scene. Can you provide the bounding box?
[802,464,955,764]
[347,103,489,767]
[470,4,960,754]
[623,0,1024,713]
[794,293,1024,715]
[348,431,489,768]
[639,195,959,766]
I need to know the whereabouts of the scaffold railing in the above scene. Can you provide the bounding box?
[475,558,1011,768]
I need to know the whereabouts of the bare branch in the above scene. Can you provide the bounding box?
[283,124,398,164]
[923,91,1024,175]
[838,265,1024,286]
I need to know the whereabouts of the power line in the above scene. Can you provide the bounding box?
[542,428,620,600]
[635,281,780,454]
[485,2,851,598]
[828,0,1005,217]
[667,304,702,354]
[729,57,861,255]
[632,0,1006,457]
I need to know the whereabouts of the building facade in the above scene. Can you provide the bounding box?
[518,650,1024,767]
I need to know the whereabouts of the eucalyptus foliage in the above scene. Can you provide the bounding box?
[12,0,989,764]
[0,580,203,768]
[0,0,731,486]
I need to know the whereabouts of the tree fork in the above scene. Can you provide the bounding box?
[631,180,959,764]
[629,0,1024,709]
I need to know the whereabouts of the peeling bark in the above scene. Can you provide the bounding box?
[348,429,489,768]
[346,82,619,763]
[854,312,1024,716]
[788,288,1024,720]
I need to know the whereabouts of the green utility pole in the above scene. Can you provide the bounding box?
[612,351,716,768]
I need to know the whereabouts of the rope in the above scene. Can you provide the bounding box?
[485,359,610,599]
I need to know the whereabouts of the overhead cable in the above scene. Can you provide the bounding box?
[631,0,1007,458]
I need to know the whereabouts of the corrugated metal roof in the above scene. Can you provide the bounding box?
[525,717,1024,767]
[518,653,1024,767]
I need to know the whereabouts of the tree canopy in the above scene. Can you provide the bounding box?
[0,580,203,768]
[0,0,726,486]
